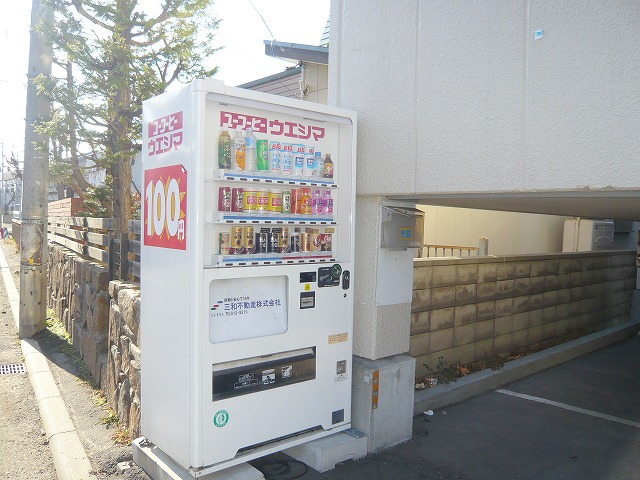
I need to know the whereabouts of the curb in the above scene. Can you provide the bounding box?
[0,246,97,480]
[414,318,640,415]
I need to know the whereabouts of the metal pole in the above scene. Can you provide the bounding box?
[19,0,53,338]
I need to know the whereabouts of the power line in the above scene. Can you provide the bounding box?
[247,0,275,40]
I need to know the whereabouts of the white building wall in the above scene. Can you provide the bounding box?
[330,0,640,196]
[328,0,640,449]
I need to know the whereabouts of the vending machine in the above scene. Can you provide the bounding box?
[140,79,356,476]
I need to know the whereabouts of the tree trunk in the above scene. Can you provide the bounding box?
[65,61,92,197]
[110,0,134,235]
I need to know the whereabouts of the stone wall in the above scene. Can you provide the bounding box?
[48,245,110,381]
[105,280,141,439]
[47,244,141,438]
[411,251,636,376]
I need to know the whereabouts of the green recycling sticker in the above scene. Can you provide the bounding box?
[214,409,229,428]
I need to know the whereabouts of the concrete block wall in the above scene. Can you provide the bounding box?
[411,251,636,376]
[47,244,141,438]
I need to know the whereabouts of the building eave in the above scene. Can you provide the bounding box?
[263,40,329,65]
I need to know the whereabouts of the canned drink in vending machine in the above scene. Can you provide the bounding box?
[314,151,324,178]
[218,187,231,212]
[268,230,279,253]
[270,228,281,253]
[257,140,269,171]
[310,230,321,252]
[243,226,255,253]
[304,146,315,177]
[323,189,334,215]
[290,188,301,214]
[256,189,269,213]
[231,188,244,212]
[300,232,311,252]
[268,189,282,213]
[269,141,282,172]
[256,230,269,254]
[300,188,312,215]
[218,232,230,255]
[230,226,243,254]
[278,227,290,253]
[320,233,333,252]
[290,232,301,252]
[243,189,257,213]
[281,143,293,175]
[282,190,291,214]
[312,189,324,215]
[293,144,305,176]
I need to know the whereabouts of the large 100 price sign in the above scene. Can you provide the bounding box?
[144,165,187,250]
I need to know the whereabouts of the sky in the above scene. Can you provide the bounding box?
[0,0,330,164]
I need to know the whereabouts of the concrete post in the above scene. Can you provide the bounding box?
[347,196,418,452]
[19,0,53,338]
[353,196,414,359]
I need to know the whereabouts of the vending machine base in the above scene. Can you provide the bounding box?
[133,438,265,480]
[283,428,368,473]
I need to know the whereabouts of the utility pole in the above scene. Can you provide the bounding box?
[19,0,53,338]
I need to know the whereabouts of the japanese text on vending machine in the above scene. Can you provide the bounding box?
[221,111,325,141]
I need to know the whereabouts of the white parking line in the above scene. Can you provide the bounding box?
[496,389,640,429]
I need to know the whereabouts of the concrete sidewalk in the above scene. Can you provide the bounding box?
[0,241,97,480]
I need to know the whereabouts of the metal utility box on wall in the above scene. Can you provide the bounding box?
[380,205,424,250]
[140,80,357,476]
[562,218,614,252]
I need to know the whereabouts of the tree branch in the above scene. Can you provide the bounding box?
[70,0,112,31]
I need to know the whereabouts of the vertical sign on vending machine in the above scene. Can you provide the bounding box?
[140,80,357,476]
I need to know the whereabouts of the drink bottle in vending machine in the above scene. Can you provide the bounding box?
[140,79,356,476]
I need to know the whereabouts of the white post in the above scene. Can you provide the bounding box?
[479,236,489,256]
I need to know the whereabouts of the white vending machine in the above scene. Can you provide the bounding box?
[140,79,357,476]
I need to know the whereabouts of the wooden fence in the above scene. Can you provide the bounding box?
[45,216,141,282]
[109,220,141,281]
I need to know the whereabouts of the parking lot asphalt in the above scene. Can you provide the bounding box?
[292,334,640,480]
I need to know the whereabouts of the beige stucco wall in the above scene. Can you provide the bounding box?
[420,206,570,255]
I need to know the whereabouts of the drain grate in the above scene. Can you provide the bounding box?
[0,364,26,375]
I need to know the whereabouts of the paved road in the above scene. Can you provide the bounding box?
[303,334,640,480]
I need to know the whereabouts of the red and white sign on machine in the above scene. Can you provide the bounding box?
[143,164,187,250]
